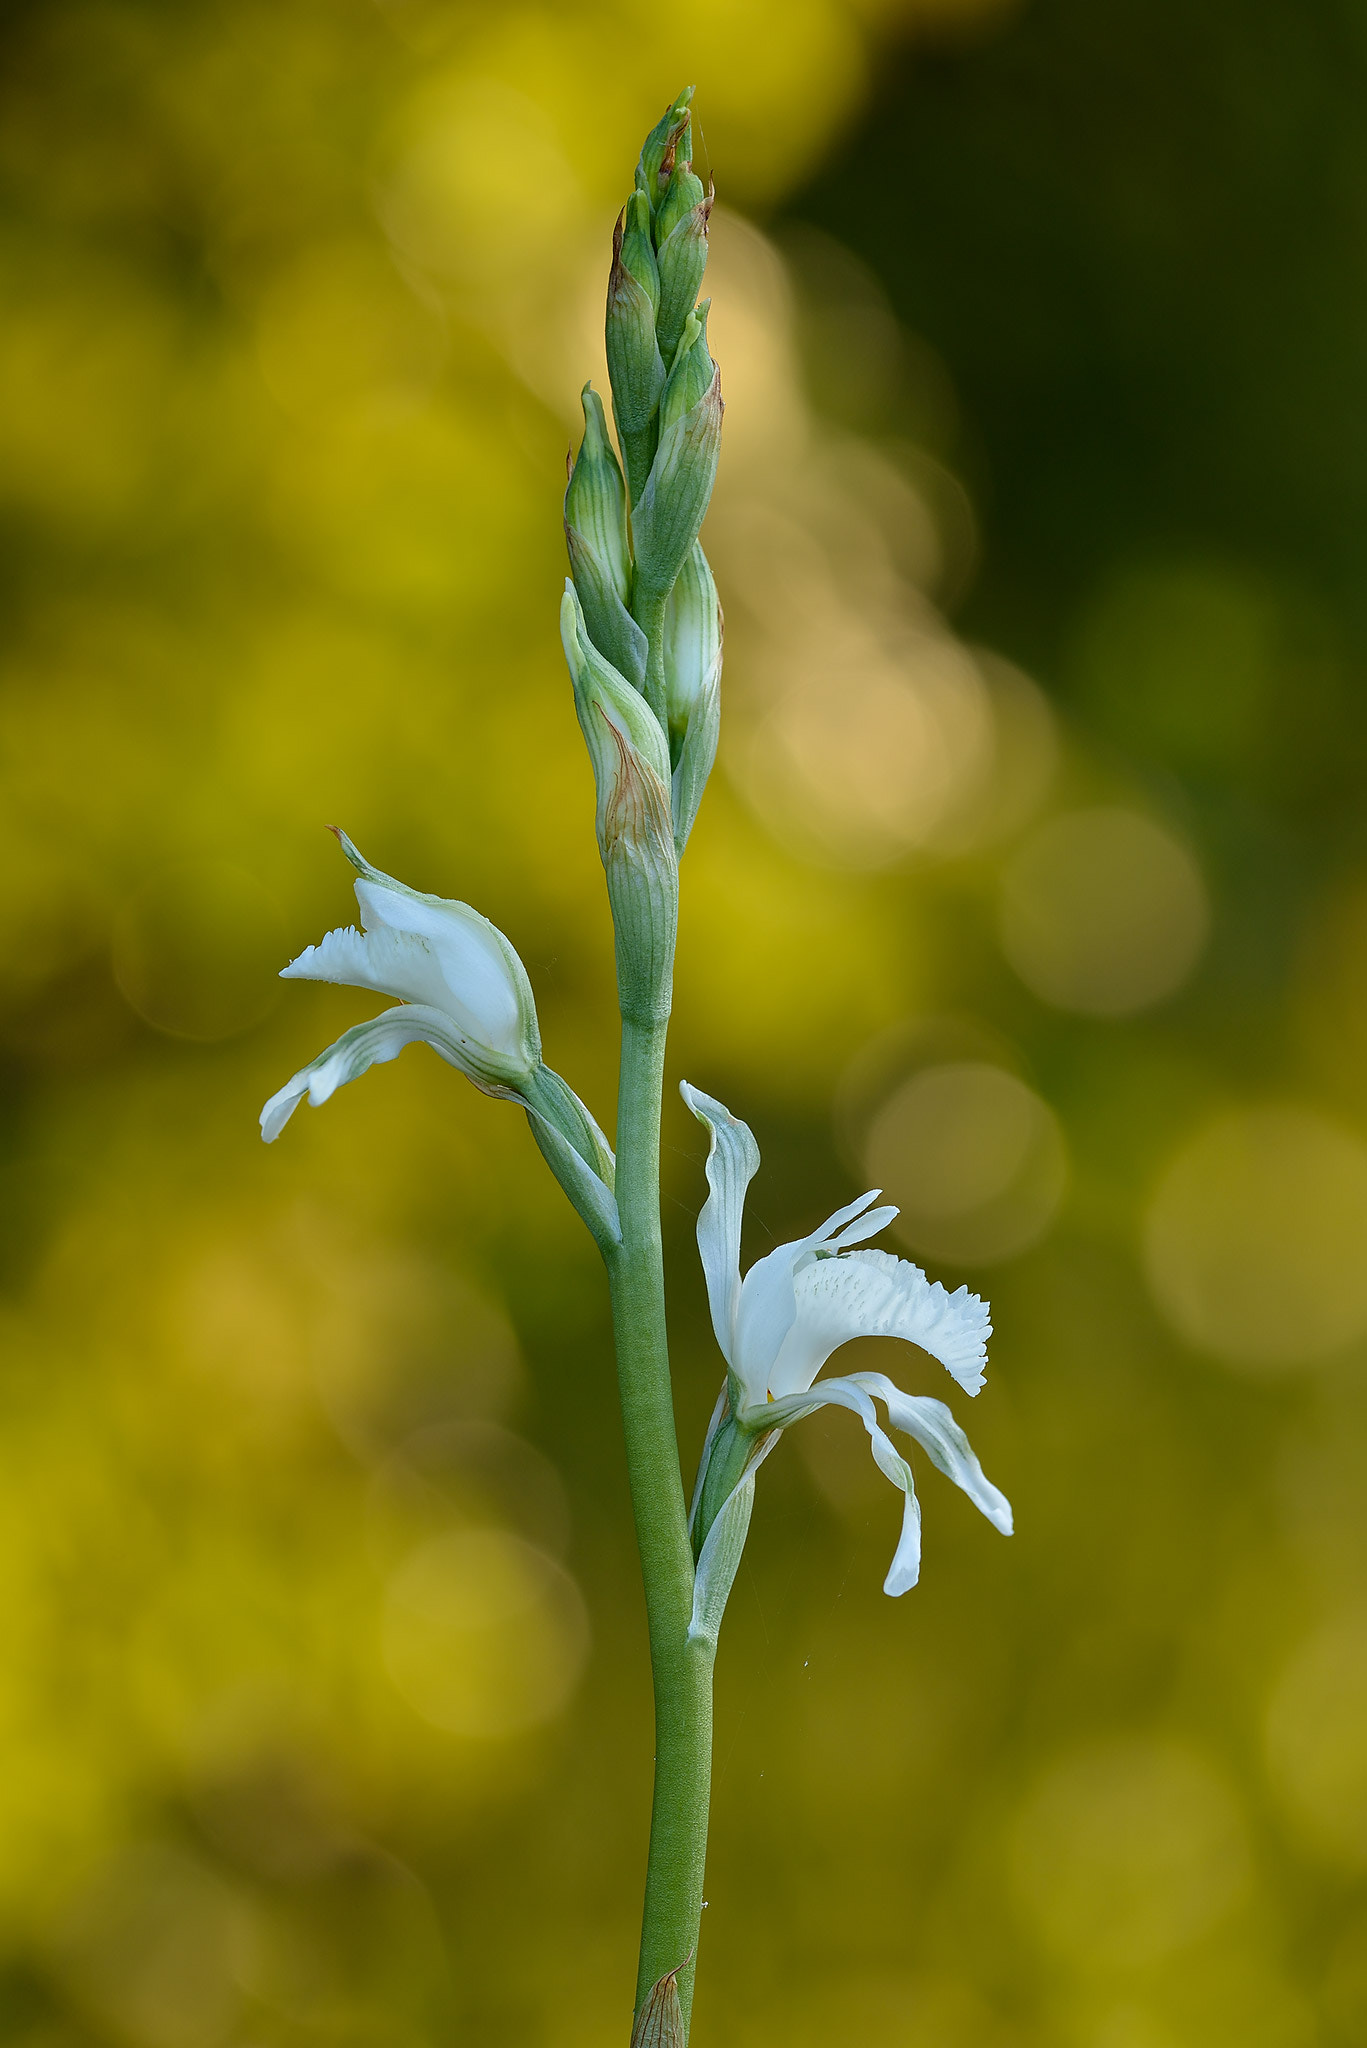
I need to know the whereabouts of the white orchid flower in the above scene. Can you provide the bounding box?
[261,831,618,1243]
[682,1083,1011,1631]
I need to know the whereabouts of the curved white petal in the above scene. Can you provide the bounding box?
[280,924,455,1011]
[680,1082,759,1367]
[260,1003,487,1142]
[850,1374,1013,1535]
[330,829,536,1062]
[730,1188,893,1405]
[767,1246,990,1400]
[755,1375,923,1595]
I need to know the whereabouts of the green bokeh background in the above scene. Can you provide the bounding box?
[3,3,1366,2044]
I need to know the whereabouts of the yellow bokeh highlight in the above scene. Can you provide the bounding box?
[1000,808,1209,1017]
[1144,1107,1367,1369]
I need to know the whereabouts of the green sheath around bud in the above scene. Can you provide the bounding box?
[607,193,666,505]
[655,188,710,368]
[565,385,647,689]
[561,583,678,1020]
[656,158,704,247]
[632,347,722,620]
[658,303,713,433]
[663,541,722,852]
[637,87,694,208]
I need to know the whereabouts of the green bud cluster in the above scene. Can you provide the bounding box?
[562,88,725,1015]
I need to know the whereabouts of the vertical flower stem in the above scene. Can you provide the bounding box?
[607,1010,714,2038]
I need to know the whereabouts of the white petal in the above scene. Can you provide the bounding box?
[330,830,535,1061]
[680,1082,759,1367]
[280,924,454,1010]
[731,1188,892,1404]
[756,1375,923,1595]
[850,1374,1013,1535]
[259,1003,482,1142]
[767,1246,990,1400]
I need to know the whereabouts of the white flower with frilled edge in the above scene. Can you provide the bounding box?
[681,1082,1011,1643]
[260,832,618,1245]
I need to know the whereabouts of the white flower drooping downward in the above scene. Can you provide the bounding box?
[682,1083,1011,1635]
[260,831,617,1243]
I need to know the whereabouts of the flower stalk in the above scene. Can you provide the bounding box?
[261,85,1011,2047]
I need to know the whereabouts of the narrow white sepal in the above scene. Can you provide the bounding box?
[850,1375,1013,1535]
[260,1004,470,1142]
[679,1080,759,1367]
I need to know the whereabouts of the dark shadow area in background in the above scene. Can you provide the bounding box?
[785,0,1367,847]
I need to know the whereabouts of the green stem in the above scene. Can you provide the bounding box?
[607,1012,714,2039]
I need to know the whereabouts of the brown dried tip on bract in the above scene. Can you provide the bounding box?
[629,1958,688,2048]
[600,717,670,861]
[325,824,343,842]
[658,114,690,185]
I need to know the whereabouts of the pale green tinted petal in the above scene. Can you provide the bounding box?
[851,1375,1013,1535]
[679,1081,759,1368]
[279,923,453,1010]
[353,879,528,1058]
[767,1245,990,1400]
[328,829,537,1064]
[260,1003,478,1142]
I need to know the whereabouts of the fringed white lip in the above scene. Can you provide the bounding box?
[681,1081,1010,1600]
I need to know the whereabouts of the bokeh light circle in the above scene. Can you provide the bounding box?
[1009,1738,1250,1972]
[999,807,1209,1016]
[381,1528,589,1739]
[1266,1612,1367,1867]
[862,1060,1067,1264]
[1144,1107,1367,1370]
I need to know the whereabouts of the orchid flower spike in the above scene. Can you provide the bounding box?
[260,832,618,1245]
[681,1083,1012,1633]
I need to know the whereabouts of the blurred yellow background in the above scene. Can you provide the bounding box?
[3,1,1366,2043]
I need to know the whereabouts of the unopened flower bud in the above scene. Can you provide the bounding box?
[632,319,721,607]
[655,182,711,369]
[560,584,678,1020]
[637,87,694,209]
[565,384,646,689]
[606,191,665,504]
[655,154,705,247]
[663,541,722,852]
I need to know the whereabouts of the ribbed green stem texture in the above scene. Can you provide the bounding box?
[607,1013,714,2039]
